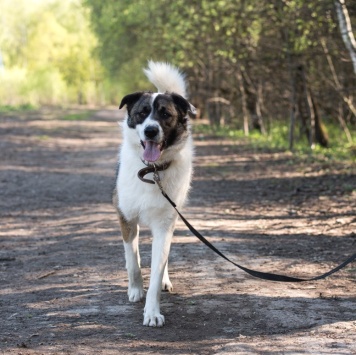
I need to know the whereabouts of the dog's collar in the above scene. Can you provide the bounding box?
[138,160,171,185]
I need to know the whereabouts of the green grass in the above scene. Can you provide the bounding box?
[0,103,38,113]
[193,122,355,163]
[60,111,92,121]
[37,135,50,141]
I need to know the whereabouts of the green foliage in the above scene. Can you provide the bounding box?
[193,122,355,162]
[80,0,353,153]
[1,0,354,159]
[0,0,116,106]
[84,0,338,78]
[84,0,265,74]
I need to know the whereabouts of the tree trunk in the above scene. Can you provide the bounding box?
[312,96,329,148]
[335,0,356,75]
[301,66,315,148]
[285,29,296,151]
[255,80,266,135]
[321,38,356,119]
[236,66,249,136]
[295,65,329,148]
[295,65,310,143]
[243,72,266,135]
[338,103,353,144]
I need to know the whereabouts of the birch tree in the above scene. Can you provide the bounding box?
[335,0,356,74]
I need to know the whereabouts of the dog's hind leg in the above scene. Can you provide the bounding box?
[113,189,144,302]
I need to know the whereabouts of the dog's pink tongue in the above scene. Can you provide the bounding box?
[143,141,161,162]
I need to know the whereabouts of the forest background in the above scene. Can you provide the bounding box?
[0,0,355,155]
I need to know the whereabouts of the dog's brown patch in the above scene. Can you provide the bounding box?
[112,187,134,243]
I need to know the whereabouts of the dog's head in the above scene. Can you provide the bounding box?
[119,91,195,163]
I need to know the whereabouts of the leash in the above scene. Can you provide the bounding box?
[137,166,355,282]
[138,161,171,184]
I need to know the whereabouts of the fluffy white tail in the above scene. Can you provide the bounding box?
[143,61,187,98]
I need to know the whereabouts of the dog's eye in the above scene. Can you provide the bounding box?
[137,109,150,119]
[161,111,171,119]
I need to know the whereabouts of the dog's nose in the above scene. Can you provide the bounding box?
[144,125,159,139]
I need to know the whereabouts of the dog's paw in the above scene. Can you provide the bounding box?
[143,311,165,327]
[128,286,144,302]
[161,278,173,293]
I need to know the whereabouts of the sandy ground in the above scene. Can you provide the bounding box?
[0,108,355,354]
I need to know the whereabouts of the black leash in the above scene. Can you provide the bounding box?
[138,166,355,282]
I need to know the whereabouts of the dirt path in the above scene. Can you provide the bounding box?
[0,108,355,354]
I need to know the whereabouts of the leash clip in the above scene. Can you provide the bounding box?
[153,166,164,192]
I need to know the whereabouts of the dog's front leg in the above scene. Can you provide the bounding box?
[123,224,144,303]
[113,190,144,302]
[119,215,144,303]
[162,262,173,292]
[143,221,175,327]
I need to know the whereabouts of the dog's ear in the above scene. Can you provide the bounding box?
[188,103,197,118]
[172,93,196,119]
[119,91,145,111]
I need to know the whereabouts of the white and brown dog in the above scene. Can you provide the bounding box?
[113,61,195,327]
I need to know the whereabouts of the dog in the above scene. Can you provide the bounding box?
[113,61,195,327]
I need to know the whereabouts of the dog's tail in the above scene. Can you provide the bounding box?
[143,61,187,98]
